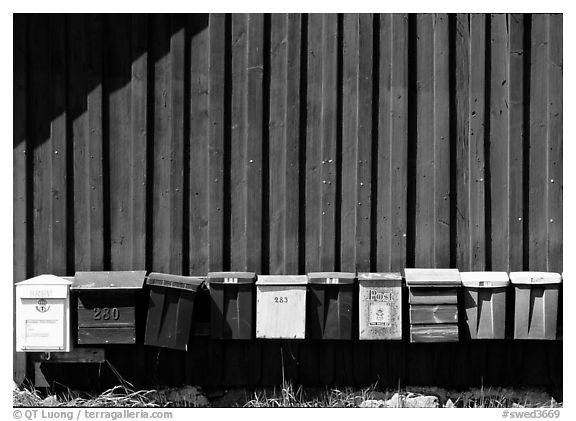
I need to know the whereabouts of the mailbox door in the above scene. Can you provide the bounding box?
[77,291,137,344]
[210,283,253,339]
[256,285,306,339]
[145,286,197,351]
[19,298,66,351]
[308,284,353,340]
[359,281,402,340]
[514,284,559,340]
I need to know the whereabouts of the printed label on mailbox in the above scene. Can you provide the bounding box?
[368,301,391,326]
[25,319,59,339]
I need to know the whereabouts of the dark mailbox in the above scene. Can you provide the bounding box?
[307,272,355,340]
[72,271,146,345]
[207,271,256,339]
[144,273,204,351]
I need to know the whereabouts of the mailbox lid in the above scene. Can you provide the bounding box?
[207,272,256,284]
[461,271,509,288]
[404,268,461,286]
[256,275,308,286]
[16,275,72,299]
[307,272,355,284]
[72,271,146,290]
[509,271,561,285]
[147,273,204,291]
[358,272,402,283]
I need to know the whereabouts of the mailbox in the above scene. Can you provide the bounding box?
[461,271,509,339]
[307,272,355,340]
[510,272,561,340]
[16,275,72,352]
[404,268,461,343]
[256,275,308,339]
[358,272,402,340]
[207,272,255,339]
[71,271,146,345]
[144,273,204,351]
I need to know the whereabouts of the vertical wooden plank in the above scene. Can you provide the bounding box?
[107,15,133,271]
[208,14,226,272]
[70,15,105,271]
[455,14,486,271]
[490,14,511,271]
[269,13,301,275]
[30,16,50,275]
[341,14,372,272]
[31,14,67,276]
[508,14,524,272]
[377,13,408,272]
[415,13,450,268]
[189,14,210,274]
[230,13,263,273]
[151,15,185,274]
[547,14,562,273]
[528,14,550,271]
[130,14,148,270]
[305,13,338,273]
[13,13,28,384]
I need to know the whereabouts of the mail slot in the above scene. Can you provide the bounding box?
[207,272,255,339]
[404,268,461,343]
[307,272,355,339]
[16,275,72,352]
[144,273,204,351]
[358,272,402,340]
[256,275,308,339]
[510,271,561,340]
[71,271,146,345]
[461,271,509,339]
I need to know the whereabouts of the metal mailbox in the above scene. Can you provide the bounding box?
[510,271,561,340]
[461,271,509,339]
[16,275,73,352]
[358,272,402,340]
[207,271,255,339]
[307,272,355,340]
[144,273,204,351]
[404,268,461,343]
[72,271,146,345]
[256,275,308,339]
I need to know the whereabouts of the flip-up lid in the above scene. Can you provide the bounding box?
[358,272,402,281]
[509,271,561,285]
[146,273,204,290]
[72,271,147,290]
[256,275,308,286]
[207,272,256,284]
[460,271,509,288]
[404,268,461,286]
[307,272,355,284]
[16,274,73,286]
[16,275,72,299]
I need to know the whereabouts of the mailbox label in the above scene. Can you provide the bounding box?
[368,301,391,326]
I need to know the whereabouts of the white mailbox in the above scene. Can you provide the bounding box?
[16,275,72,352]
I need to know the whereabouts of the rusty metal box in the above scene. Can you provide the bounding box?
[358,272,402,340]
[256,275,308,339]
[71,271,146,345]
[405,268,461,343]
[144,273,204,351]
[207,272,255,339]
[461,271,509,339]
[307,272,355,340]
[16,275,73,352]
[510,272,561,340]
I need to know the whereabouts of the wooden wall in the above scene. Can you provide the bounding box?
[13,13,562,390]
